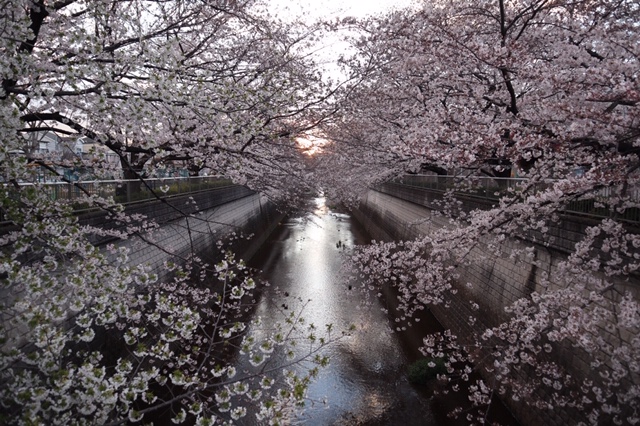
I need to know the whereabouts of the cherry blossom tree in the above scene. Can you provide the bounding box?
[321,0,640,424]
[0,1,346,424]
[3,0,338,201]
[4,0,639,423]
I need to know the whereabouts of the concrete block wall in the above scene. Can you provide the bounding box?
[353,188,639,426]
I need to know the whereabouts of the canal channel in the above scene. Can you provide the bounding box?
[243,195,441,425]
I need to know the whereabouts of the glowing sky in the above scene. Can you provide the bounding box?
[267,0,416,21]
[264,0,417,81]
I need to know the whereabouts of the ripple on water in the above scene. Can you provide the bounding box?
[246,198,442,426]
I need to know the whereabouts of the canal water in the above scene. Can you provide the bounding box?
[245,196,440,425]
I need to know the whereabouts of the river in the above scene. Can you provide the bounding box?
[244,195,440,425]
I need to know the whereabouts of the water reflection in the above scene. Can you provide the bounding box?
[245,197,439,425]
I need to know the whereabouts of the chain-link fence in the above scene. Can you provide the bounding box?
[1,176,232,224]
[398,175,640,223]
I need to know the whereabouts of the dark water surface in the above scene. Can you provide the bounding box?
[245,196,440,426]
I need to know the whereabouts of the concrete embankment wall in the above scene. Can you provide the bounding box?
[352,186,639,426]
[81,185,284,280]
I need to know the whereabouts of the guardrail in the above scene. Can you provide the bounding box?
[1,176,233,223]
[397,175,640,223]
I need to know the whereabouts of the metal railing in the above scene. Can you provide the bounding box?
[1,176,233,223]
[396,175,640,223]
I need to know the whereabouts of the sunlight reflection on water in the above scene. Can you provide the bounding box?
[242,196,438,425]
